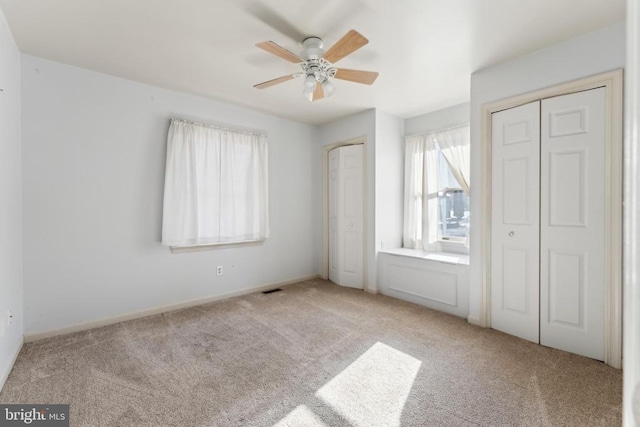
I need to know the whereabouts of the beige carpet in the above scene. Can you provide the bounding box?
[0,279,622,426]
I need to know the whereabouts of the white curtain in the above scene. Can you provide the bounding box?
[434,126,471,194]
[162,119,269,246]
[403,134,439,251]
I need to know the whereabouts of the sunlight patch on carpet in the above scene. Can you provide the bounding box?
[315,342,421,427]
[273,405,328,427]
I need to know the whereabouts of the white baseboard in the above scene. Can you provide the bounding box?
[0,337,23,393]
[24,274,320,343]
[467,315,485,327]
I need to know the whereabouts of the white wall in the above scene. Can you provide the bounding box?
[374,110,404,258]
[0,6,23,390]
[469,22,626,324]
[404,103,469,135]
[373,111,404,294]
[21,55,322,336]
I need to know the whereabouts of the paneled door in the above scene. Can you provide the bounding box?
[328,144,364,289]
[491,101,541,343]
[540,88,606,360]
[491,88,607,361]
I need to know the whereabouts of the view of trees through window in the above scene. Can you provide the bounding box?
[435,142,470,240]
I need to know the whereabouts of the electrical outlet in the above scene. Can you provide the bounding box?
[216,265,223,276]
[381,240,385,249]
[7,309,13,326]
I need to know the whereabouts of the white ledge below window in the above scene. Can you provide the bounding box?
[379,248,470,266]
[170,240,265,254]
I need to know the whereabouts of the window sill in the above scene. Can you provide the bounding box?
[379,248,470,266]
[170,240,264,254]
[438,239,469,255]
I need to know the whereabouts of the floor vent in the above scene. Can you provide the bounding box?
[262,288,282,294]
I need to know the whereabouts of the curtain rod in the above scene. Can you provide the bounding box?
[171,118,266,138]
[406,122,470,139]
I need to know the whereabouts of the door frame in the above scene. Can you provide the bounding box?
[322,136,368,290]
[479,69,623,368]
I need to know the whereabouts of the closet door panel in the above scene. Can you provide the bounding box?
[491,101,540,343]
[329,144,364,289]
[540,87,606,360]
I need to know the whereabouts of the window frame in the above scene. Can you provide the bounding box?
[434,142,469,250]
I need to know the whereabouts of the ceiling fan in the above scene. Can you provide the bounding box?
[253,30,379,102]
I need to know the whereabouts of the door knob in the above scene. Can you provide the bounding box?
[508,231,515,236]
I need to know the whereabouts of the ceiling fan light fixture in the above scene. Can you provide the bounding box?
[321,79,336,98]
[302,74,316,99]
[304,90,314,102]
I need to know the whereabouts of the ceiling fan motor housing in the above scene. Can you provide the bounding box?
[301,37,324,60]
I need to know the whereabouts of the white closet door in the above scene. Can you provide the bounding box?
[328,145,364,289]
[540,87,606,360]
[491,101,541,343]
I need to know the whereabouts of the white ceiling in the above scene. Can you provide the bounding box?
[0,0,625,125]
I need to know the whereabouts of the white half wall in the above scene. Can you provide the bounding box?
[378,252,469,318]
[0,6,23,390]
[469,22,626,325]
[21,55,322,335]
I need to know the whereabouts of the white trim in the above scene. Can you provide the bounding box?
[0,337,23,392]
[379,248,469,266]
[321,136,369,291]
[624,0,640,424]
[467,316,483,327]
[438,239,469,255]
[478,69,623,369]
[24,274,319,343]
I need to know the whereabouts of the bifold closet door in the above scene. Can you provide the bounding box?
[328,144,364,289]
[540,87,606,360]
[491,88,607,360]
[491,101,541,343]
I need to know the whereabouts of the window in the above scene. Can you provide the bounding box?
[435,142,470,242]
[161,119,269,248]
[403,125,470,252]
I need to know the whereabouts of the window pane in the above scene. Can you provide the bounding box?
[435,143,470,240]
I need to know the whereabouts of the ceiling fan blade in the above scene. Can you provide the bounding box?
[323,30,369,64]
[334,69,379,85]
[256,41,303,63]
[313,82,325,101]
[253,74,296,89]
